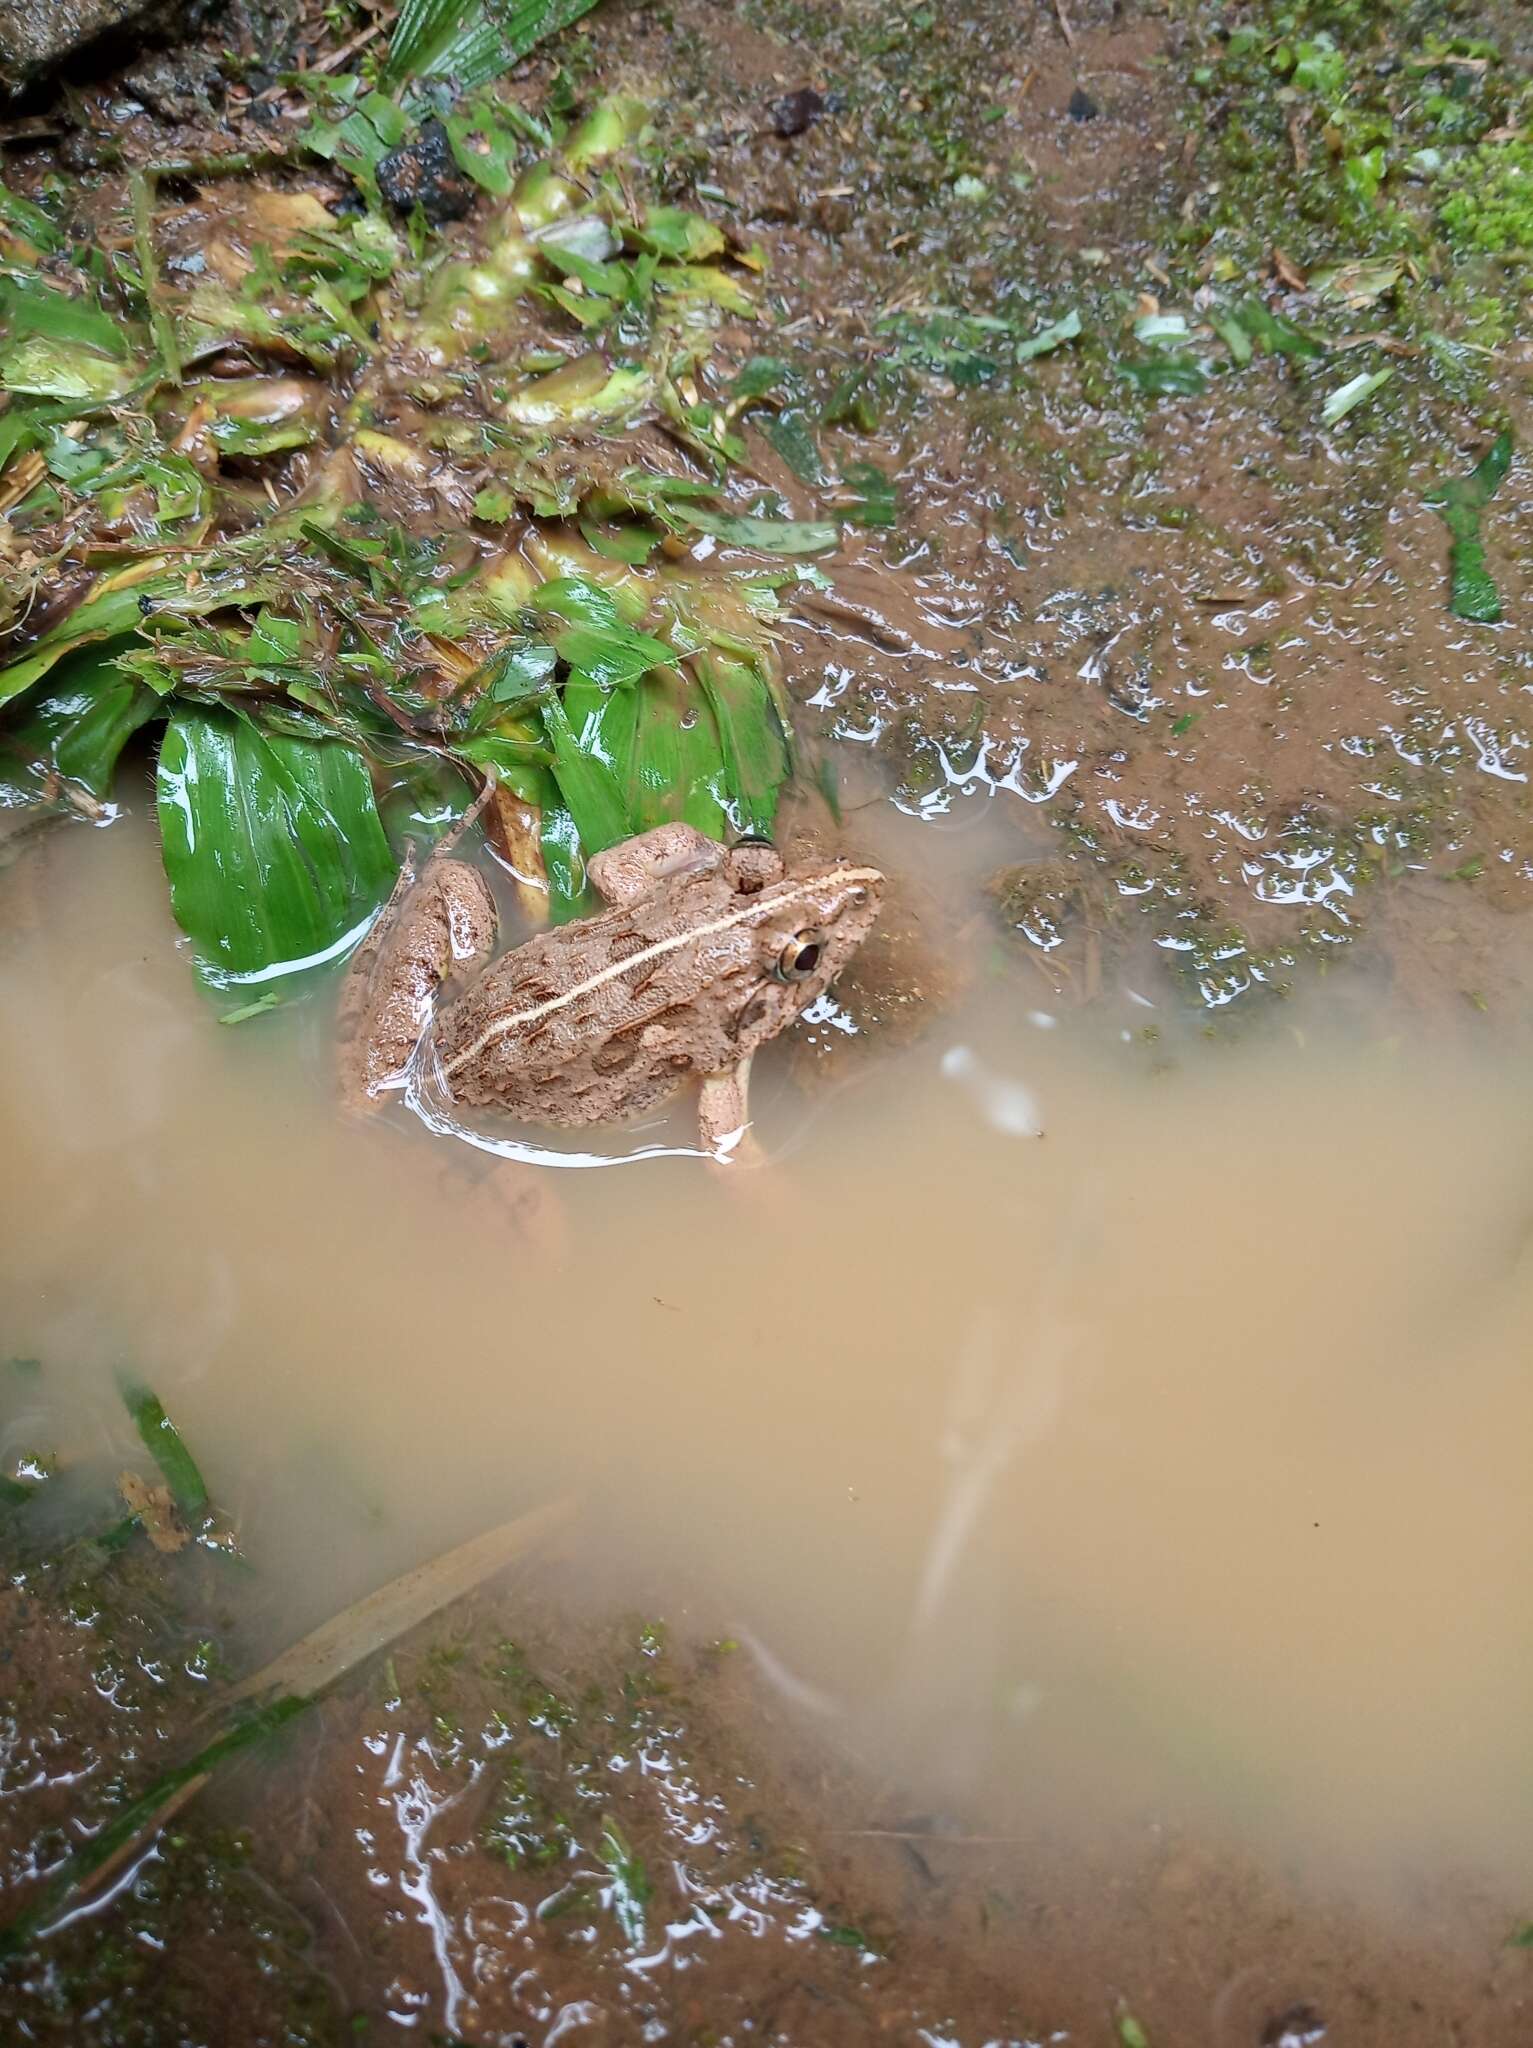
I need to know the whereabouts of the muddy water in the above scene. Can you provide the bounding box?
[5,790,1533,2006]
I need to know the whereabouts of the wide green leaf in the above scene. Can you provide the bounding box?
[1,639,161,801]
[627,667,729,840]
[384,0,603,93]
[156,707,397,986]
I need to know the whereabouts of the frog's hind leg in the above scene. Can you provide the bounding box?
[698,1056,763,1164]
[339,855,498,1104]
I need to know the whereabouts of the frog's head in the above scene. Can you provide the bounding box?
[722,840,885,1051]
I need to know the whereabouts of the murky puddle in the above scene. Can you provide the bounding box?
[5,777,1533,2039]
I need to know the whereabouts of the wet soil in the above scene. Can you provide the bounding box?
[5,1548,1533,2047]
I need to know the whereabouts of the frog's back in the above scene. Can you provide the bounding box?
[433,872,753,1126]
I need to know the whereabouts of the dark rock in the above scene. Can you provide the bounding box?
[122,44,220,119]
[0,0,199,93]
[1067,86,1100,121]
[376,118,477,224]
[770,87,825,139]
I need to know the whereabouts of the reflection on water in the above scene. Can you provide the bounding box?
[4,794,1533,1984]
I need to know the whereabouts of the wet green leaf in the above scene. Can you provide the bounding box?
[681,509,839,554]
[0,1695,313,1965]
[1,638,161,800]
[761,407,830,487]
[1117,2015,1152,2048]
[1119,354,1210,397]
[578,517,661,564]
[818,1923,872,1948]
[1310,258,1403,308]
[1015,308,1082,360]
[1212,315,1254,364]
[553,621,674,688]
[1292,34,1347,95]
[626,665,729,841]
[822,363,882,431]
[1426,430,1513,624]
[444,95,536,194]
[0,178,62,252]
[384,0,602,93]
[539,688,633,853]
[1133,312,1192,348]
[0,565,284,707]
[532,574,630,630]
[840,460,897,527]
[471,639,559,718]
[219,992,284,1025]
[156,706,397,985]
[880,304,1017,384]
[1236,299,1325,361]
[632,206,725,261]
[694,654,788,836]
[120,1379,210,1518]
[1321,366,1393,424]
[0,274,128,359]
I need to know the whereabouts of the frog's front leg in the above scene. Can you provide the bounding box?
[339,850,498,1104]
[698,1056,764,1164]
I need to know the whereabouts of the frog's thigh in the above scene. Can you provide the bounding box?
[697,1056,756,1159]
[344,859,497,1100]
[588,822,723,907]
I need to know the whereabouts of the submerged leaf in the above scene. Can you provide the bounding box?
[119,1380,210,1519]
[1119,354,1210,397]
[839,460,897,528]
[156,707,397,986]
[632,207,725,261]
[680,509,839,554]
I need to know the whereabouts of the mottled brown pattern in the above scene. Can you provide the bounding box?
[341,823,883,1140]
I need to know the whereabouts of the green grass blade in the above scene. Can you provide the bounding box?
[0,1696,311,1961]
[119,1380,209,1518]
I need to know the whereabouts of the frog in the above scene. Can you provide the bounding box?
[339,819,884,1153]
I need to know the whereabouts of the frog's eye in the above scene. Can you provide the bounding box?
[775,930,824,982]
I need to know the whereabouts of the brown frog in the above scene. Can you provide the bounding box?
[340,820,884,1151]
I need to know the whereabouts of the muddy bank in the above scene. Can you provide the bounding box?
[5,1544,1532,2046]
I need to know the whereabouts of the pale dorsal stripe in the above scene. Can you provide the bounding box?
[443,868,884,1077]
